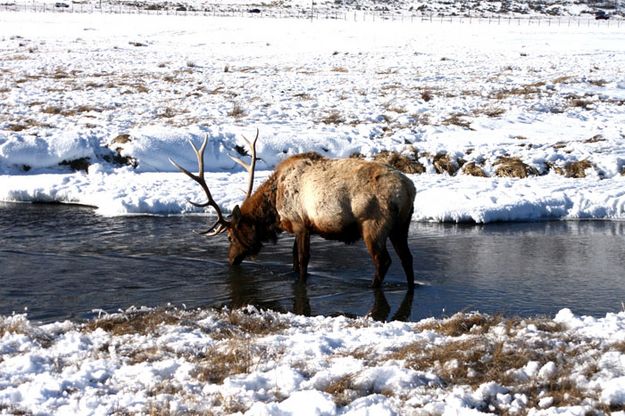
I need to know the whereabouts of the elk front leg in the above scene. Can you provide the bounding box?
[294,229,310,282]
[292,239,299,274]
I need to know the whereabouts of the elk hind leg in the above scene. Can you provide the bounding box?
[390,224,415,289]
[362,224,391,288]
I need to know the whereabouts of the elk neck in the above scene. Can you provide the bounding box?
[238,172,280,243]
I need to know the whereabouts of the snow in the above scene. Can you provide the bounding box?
[2,307,625,414]
[1,9,625,415]
[1,12,625,222]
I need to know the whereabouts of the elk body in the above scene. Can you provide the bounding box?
[171,132,416,289]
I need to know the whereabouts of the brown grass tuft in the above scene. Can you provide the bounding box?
[0,315,30,336]
[324,374,368,407]
[222,309,289,337]
[462,161,487,177]
[442,113,473,130]
[83,309,182,336]
[293,92,311,100]
[192,339,255,384]
[432,152,461,175]
[111,134,131,146]
[478,106,506,118]
[0,404,30,416]
[59,157,90,172]
[421,89,434,102]
[395,337,549,388]
[584,134,605,144]
[494,157,538,178]
[568,97,593,110]
[320,110,345,125]
[42,105,63,115]
[550,76,571,84]
[417,313,503,337]
[588,79,607,87]
[490,84,541,100]
[563,160,593,178]
[6,119,54,132]
[227,104,246,119]
[127,346,165,365]
[373,150,425,174]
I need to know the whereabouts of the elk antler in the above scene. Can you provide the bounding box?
[228,128,259,200]
[169,135,230,236]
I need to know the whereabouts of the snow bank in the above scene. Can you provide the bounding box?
[2,307,625,415]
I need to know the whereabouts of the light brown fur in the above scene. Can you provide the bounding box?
[228,153,416,288]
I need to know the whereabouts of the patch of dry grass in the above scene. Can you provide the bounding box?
[40,104,103,117]
[0,315,30,336]
[417,313,504,337]
[323,374,372,407]
[432,152,462,176]
[462,161,487,177]
[157,107,179,119]
[494,156,538,178]
[475,106,506,118]
[384,103,407,114]
[0,404,30,416]
[5,118,54,132]
[420,89,434,102]
[441,113,473,130]
[192,339,255,384]
[83,309,182,336]
[552,76,573,84]
[293,92,312,100]
[227,103,246,119]
[563,160,593,178]
[320,110,345,125]
[373,150,425,174]
[59,157,91,172]
[489,84,542,100]
[220,308,290,337]
[584,134,605,144]
[387,314,601,410]
[410,112,431,126]
[567,96,594,110]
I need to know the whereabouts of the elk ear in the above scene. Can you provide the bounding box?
[231,205,242,225]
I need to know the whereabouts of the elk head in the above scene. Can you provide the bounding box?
[169,130,259,265]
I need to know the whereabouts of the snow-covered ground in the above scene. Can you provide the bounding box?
[1,12,625,222]
[2,306,625,415]
[2,11,625,415]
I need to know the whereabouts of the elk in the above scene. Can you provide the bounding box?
[171,131,416,289]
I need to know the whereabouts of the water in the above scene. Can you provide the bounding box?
[1,202,625,323]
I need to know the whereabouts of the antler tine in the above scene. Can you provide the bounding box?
[170,134,231,236]
[196,221,229,236]
[228,128,259,200]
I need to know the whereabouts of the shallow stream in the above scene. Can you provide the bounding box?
[2,202,624,323]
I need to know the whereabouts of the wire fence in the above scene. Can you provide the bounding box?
[1,1,623,28]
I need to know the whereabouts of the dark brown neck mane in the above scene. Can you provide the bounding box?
[239,172,280,243]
